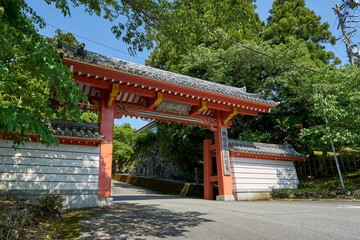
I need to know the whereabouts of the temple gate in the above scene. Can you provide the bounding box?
[0,43,278,206]
[60,43,277,202]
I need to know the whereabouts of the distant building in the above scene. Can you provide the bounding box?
[135,121,157,135]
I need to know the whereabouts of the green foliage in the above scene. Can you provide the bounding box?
[262,0,338,66]
[146,0,263,71]
[132,124,207,181]
[180,39,320,150]
[37,194,65,217]
[80,110,98,123]
[0,1,87,146]
[132,128,160,169]
[301,66,360,149]
[41,0,170,55]
[112,123,136,172]
[46,28,80,47]
[157,122,212,172]
[47,29,99,123]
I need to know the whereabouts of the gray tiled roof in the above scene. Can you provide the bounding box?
[50,119,105,140]
[58,42,278,106]
[229,139,306,158]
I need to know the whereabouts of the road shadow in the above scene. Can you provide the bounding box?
[112,195,183,201]
[78,202,213,239]
[111,181,158,195]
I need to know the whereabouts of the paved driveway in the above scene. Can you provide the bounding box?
[78,180,360,239]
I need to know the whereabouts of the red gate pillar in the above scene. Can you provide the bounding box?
[203,139,213,200]
[98,90,115,199]
[213,113,235,201]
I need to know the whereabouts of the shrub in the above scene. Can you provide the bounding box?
[0,207,33,240]
[37,194,65,217]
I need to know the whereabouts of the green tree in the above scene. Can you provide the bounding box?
[46,29,99,123]
[112,123,136,173]
[0,0,87,146]
[262,0,338,66]
[40,0,172,55]
[146,0,264,71]
[46,28,80,47]
[301,66,360,149]
[181,39,320,151]
[157,122,212,178]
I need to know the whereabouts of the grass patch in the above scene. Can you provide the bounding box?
[298,170,360,192]
[47,218,62,239]
[314,147,360,157]
[59,208,98,240]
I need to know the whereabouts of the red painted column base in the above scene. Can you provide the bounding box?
[213,127,235,201]
[98,90,115,199]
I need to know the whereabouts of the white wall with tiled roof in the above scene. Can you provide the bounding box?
[231,157,299,200]
[0,140,104,209]
[228,139,303,200]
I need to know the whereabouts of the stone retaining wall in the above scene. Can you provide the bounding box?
[271,189,360,200]
[112,174,206,198]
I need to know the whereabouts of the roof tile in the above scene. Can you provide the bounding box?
[59,43,278,106]
[50,119,105,140]
[229,139,306,158]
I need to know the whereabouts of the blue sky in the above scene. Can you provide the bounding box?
[27,0,354,129]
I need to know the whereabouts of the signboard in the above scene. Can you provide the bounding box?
[220,127,231,175]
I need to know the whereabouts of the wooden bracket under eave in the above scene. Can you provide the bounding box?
[146,92,163,110]
[224,107,238,124]
[189,100,207,116]
[107,83,120,107]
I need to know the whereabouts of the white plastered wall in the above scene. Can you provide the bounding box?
[231,157,299,200]
[0,139,109,208]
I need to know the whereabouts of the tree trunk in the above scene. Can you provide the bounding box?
[318,149,328,176]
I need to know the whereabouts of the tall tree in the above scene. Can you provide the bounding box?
[262,0,338,66]
[181,39,320,151]
[0,0,87,146]
[146,0,264,71]
[46,29,99,123]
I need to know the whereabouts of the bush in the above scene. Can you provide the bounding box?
[0,204,33,240]
[37,194,65,217]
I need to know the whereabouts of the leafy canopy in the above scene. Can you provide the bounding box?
[262,0,338,66]
[146,0,263,71]
[112,123,136,173]
[0,0,87,146]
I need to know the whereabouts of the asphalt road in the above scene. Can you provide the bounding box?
[78,180,360,240]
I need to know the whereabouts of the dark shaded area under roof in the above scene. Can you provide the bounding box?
[229,139,306,158]
[58,42,278,106]
[50,119,104,140]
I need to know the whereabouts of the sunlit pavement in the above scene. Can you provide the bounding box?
[77,180,360,239]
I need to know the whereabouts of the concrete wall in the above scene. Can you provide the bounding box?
[0,139,111,208]
[231,157,299,200]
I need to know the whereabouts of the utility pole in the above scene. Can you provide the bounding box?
[333,4,356,65]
